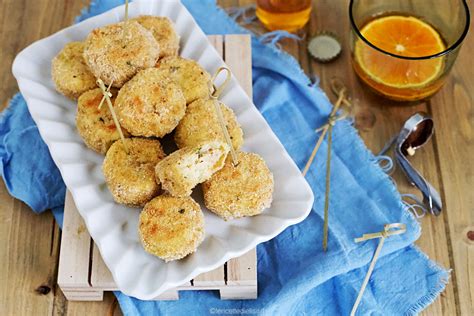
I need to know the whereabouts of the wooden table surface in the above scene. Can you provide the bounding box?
[0,0,472,315]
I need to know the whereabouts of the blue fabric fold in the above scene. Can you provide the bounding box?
[0,94,65,215]
[0,0,448,315]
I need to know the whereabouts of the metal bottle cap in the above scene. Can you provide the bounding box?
[307,32,342,63]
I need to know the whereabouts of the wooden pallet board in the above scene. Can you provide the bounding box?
[58,34,257,301]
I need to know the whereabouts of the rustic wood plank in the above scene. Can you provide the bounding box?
[0,1,91,315]
[58,191,92,290]
[0,0,90,110]
[429,28,474,315]
[0,181,60,316]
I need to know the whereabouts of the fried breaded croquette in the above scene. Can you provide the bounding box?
[155,56,211,104]
[115,68,186,137]
[174,99,243,150]
[51,42,96,99]
[139,195,205,261]
[203,151,274,220]
[103,138,165,207]
[155,141,230,197]
[76,88,130,154]
[132,15,179,59]
[83,21,160,87]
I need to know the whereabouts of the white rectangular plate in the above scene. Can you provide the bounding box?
[12,0,314,299]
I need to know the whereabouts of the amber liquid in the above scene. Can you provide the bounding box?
[256,0,312,32]
[352,14,447,102]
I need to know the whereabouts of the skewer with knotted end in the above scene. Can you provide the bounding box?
[350,223,407,316]
[302,78,351,251]
[96,79,128,154]
[209,66,239,166]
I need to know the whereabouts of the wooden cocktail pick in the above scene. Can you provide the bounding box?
[123,0,130,39]
[302,78,351,251]
[96,79,128,153]
[124,0,129,21]
[209,67,238,166]
[350,223,406,316]
[98,80,113,110]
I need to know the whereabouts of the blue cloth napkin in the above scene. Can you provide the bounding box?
[1,0,448,315]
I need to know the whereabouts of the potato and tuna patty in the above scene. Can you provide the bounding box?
[115,68,186,137]
[155,141,230,197]
[103,138,165,207]
[84,21,160,87]
[76,88,130,154]
[139,195,204,261]
[175,98,243,150]
[132,15,180,59]
[51,42,96,99]
[203,151,274,220]
[155,56,211,104]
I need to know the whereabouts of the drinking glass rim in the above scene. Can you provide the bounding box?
[349,0,471,60]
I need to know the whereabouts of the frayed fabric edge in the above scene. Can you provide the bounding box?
[404,245,450,316]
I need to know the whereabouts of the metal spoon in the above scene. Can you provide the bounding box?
[394,112,442,216]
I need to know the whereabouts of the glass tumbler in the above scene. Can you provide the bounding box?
[349,0,470,102]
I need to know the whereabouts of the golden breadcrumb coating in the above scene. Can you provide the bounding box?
[83,21,160,87]
[203,151,274,220]
[132,15,179,59]
[51,42,96,99]
[103,138,165,207]
[115,68,186,137]
[76,88,130,154]
[174,98,243,150]
[139,195,204,261]
[155,56,211,104]
[155,141,230,197]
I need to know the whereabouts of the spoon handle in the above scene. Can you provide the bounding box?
[396,149,442,215]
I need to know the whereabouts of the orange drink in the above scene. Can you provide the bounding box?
[353,15,446,101]
[349,0,470,102]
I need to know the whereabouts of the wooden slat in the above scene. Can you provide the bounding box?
[208,34,224,56]
[223,34,258,287]
[58,191,92,290]
[220,286,257,300]
[193,34,227,288]
[61,290,104,301]
[90,245,115,290]
[429,28,474,314]
[224,34,253,99]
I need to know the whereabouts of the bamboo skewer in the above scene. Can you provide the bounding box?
[124,0,129,21]
[210,67,239,166]
[350,223,406,316]
[302,91,345,177]
[97,79,128,154]
[123,0,130,40]
[302,78,351,252]
[98,80,113,110]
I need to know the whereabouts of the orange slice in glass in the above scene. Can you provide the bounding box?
[355,15,446,89]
